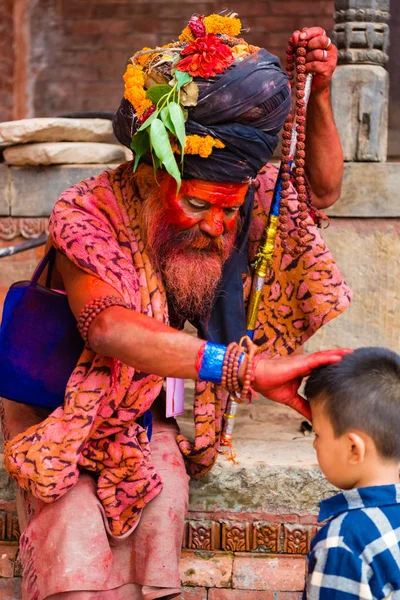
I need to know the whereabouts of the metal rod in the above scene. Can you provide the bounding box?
[0,235,47,258]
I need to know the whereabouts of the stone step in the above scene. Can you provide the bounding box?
[178,397,333,517]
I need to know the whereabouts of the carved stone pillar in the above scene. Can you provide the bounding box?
[331,0,390,161]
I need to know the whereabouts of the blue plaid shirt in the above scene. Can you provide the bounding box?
[304,484,400,599]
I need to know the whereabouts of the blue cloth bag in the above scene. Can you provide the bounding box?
[0,248,152,438]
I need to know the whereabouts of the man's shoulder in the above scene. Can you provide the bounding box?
[50,162,134,230]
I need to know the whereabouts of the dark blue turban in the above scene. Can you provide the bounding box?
[113,48,291,344]
[113,49,290,182]
[183,48,290,182]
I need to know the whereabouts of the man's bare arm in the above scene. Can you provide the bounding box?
[57,251,351,415]
[57,251,203,380]
[305,88,343,208]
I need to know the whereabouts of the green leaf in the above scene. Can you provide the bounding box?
[152,154,162,181]
[174,70,192,90]
[168,102,186,158]
[149,119,181,189]
[137,109,159,132]
[148,137,161,182]
[145,84,171,105]
[131,129,150,171]
[160,107,176,137]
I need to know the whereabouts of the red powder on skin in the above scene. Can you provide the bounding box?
[195,342,207,374]
[159,177,249,234]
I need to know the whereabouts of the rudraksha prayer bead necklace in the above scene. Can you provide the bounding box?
[278,37,311,257]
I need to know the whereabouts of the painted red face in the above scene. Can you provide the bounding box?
[159,176,249,238]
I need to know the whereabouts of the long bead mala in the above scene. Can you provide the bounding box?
[219,35,315,461]
[278,38,311,256]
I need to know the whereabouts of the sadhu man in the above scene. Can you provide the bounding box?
[2,14,351,600]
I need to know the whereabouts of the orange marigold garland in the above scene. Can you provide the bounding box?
[123,64,152,118]
[204,13,242,37]
[172,135,225,158]
[186,135,225,158]
[179,26,194,43]
[135,47,153,67]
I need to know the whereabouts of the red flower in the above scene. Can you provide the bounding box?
[176,34,234,79]
[138,105,156,124]
[188,14,206,38]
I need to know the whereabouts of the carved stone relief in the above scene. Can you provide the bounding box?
[331,0,390,161]
[0,511,20,543]
[0,507,318,554]
[283,525,311,554]
[252,523,281,553]
[221,522,252,552]
[0,217,49,241]
[187,521,221,551]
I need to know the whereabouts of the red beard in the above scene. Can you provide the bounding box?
[140,188,239,322]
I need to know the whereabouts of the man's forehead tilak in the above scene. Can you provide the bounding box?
[179,179,249,207]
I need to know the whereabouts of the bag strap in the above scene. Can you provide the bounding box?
[31,246,56,286]
[45,247,56,288]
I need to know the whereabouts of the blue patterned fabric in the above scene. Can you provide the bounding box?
[304,485,400,599]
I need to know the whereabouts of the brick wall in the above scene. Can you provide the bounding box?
[0,0,14,123]
[3,1,399,155]
[0,496,316,598]
[25,0,334,117]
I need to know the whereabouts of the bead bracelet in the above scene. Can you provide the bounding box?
[77,295,130,345]
[197,337,258,402]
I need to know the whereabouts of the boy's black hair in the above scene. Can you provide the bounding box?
[304,347,400,460]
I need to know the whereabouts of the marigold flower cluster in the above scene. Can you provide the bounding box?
[179,14,242,42]
[184,135,225,158]
[204,14,242,37]
[179,26,194,43]
[135,47,153,67]
[123,63,152,118]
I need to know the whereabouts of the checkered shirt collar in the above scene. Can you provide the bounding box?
[319,484,400,523]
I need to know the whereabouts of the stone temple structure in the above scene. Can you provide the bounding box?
[0,0,398,597]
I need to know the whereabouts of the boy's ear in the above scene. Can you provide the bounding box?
[347,432,366,465]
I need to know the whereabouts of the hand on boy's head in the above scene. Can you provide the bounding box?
[252,348,353,421]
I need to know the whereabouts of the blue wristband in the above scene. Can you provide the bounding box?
[199,342,245,385]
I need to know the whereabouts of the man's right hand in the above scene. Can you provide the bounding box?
[252,349,353,420]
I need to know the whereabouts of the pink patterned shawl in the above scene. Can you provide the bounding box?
[4,161,351,537]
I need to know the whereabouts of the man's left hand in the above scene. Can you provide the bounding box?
[291,26,337,94]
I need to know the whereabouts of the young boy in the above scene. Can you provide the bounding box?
[304,347,400,599]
